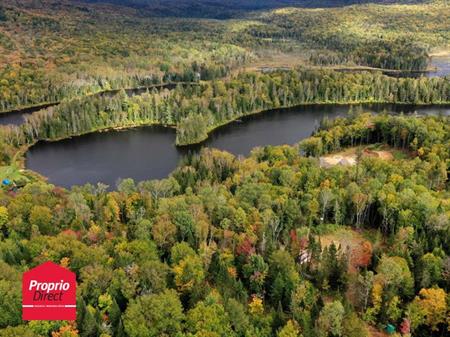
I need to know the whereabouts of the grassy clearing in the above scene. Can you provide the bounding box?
[0,164,30,186]
[319,227,370,251]
[318,227,379,273]
[319,144,412,168]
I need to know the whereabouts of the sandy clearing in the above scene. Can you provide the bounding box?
[320,147,394,168]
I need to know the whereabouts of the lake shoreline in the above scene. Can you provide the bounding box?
[175,100,450,146]
[22,102,449,188]
[0,82,195,118]
[2,55,448,119]
[19,100,450,154]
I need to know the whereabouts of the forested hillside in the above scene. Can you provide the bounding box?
[243,3,449,70]
[0,0,448,113]
[0,113,449,336]
[0,1,449,336]
[77,0,433,18]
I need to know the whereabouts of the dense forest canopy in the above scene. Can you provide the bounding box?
[0,0,449,337]
[244,3,449,70]
[0,0,448,112]
[0,113,449,337]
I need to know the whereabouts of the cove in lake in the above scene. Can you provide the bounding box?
[334,55,450,78]
[0,102,59,126]
[26,104,450,189]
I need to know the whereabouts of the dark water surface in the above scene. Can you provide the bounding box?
[26,104,450,188]
[0,102,59,126]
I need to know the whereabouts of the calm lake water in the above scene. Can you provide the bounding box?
[26,104,450,188]
[0,103,59,126]
[429,55,450,78]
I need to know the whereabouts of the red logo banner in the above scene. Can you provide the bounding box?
[22,261,77,320]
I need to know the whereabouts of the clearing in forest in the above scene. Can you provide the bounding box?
[318,227,377,273]
[319,144,408,168]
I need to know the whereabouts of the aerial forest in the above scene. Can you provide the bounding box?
[1,113,449,337]
[0,0,449,337]
[0,68,448,163]
[0,1,448,113]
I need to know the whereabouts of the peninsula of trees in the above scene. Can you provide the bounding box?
[0,1,449,337]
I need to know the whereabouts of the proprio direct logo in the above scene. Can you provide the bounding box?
[22,261,76,320]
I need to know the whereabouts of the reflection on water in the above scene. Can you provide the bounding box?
[428,55,450,78]
[26,104,450,188]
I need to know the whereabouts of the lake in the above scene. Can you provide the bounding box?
[26,103,450,188]
[429,55,450,78]
[0,103,59,126]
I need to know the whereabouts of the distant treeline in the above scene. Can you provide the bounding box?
[308,39,429,71]
[0,61,240,114]
[239,2,448,71]
[77,0,430,18]
[248,29,429,71]
[1,0,447,116]
[0,2,252,113]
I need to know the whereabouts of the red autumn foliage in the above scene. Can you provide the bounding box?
[400,318,411,335]
[52,186,66,198]
[87,230,99,244]
[289,230,309,257]
[61,229,81,240]
[236,237,255,256]
[351,240,373,269]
